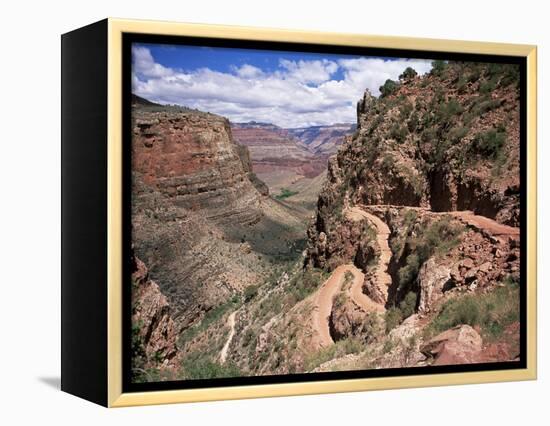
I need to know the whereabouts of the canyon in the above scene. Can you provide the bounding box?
[131,60,522,381]
[231,121,353,203]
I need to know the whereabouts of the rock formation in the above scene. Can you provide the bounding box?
[231,122,327,188]
[421,325,483,365]
[133,108,263,226]
[131,253,179,380]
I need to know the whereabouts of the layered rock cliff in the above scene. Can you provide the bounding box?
[286,123,356,156]
[231,122,327,188]
[132,102,308,334]
[133,108,263,226]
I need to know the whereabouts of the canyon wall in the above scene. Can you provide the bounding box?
[133,108,263,226]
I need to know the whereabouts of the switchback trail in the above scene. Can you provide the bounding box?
[312,264,362,347]
[346,206,393,304]
[220,311,236,364]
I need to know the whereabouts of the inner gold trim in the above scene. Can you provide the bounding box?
[106,17,537,407]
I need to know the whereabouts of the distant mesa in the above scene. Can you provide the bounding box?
[131,94,160,106]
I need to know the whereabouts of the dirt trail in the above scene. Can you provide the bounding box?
[312,264,358,347]
[447,211,519,242]
[350,266,385,314]
[357,204,519,242]
[346,206,393,303]
[220,311,236,364]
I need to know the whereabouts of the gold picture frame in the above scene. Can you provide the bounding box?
[61,17,537,407]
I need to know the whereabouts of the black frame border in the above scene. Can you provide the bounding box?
[122,33,528,394]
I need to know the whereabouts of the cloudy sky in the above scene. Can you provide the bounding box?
[132,43,432,128]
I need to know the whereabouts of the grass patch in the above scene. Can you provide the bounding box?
[275,188,299,200]
[178,295,241,345]
[181,353,242,380]
[287,268,328,304]
[305,338,364,371]
[425,277,519,341]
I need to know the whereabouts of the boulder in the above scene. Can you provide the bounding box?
[417,258,452,314]
[421,325,483,366]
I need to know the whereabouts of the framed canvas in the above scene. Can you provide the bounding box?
[61,18,537,407]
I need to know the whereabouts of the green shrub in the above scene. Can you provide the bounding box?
[390,123,408,143]
[407,111,419,132]
[399,101,414,119]
[399,291,418,319]
[456,75,469,94]
[398,253,420,288]
[275,188,299,200]
[288,268,327,303]
[472,129,506,159]
[436,99,463,127]
[472,97,502,116]
[499,65,520,87]
[396,217,463,295]
[431,60,447,76]
[244,284,259,301]
[479,76,498,94]
[448,125,469,143]
[379,79,400,97]
[381,154,394,170]
[384,307,403,333]
[242,327,256,347]
[178,296,241,345]
[399,67,418,80]
[423,216,462,255]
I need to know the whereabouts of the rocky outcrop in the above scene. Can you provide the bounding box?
[133,108,264,226]
[307,215,376,272]
[417,258,452,314]
[131,254,179,374]
[308,62,521,271]
[421,325,483,366]
[235,144,269,196]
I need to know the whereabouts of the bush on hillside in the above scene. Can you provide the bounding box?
[399,67,418,81]
[472,129,507,159]
[379,79,400,97]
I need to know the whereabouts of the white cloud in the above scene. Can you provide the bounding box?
[132,46,174,79]
[232,64,264,79]
[278,59,338,84]
[132,47,432,127]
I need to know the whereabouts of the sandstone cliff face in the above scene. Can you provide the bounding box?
[231,122,327,186]
[131,253,179,380]
[132,104,309,336]
[235,144,269,196]
[133,109,263,226]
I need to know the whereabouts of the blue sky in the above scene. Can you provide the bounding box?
[132,43,432,127]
